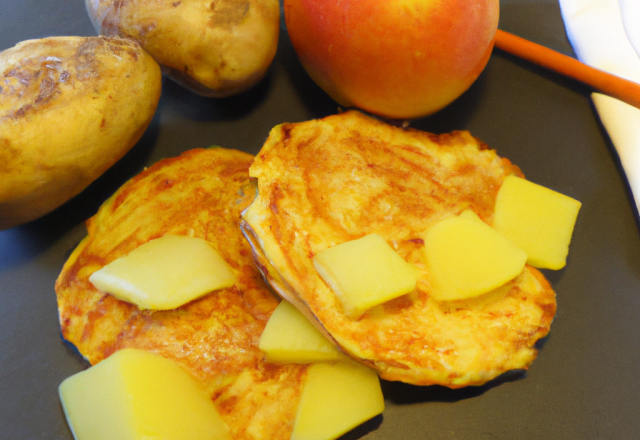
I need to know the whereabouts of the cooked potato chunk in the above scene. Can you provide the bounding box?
[259,300,344,363]
[0,36,161,230]
[424,210,527,301]
[291,360,384,440]
[89,235,236,310]
[59,348,231,440]
[493,175,582,270]
[313,233,419,319]
[85,0,280,97]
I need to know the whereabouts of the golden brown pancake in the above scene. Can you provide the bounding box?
[55,148,308,439]
[241,110,557,388]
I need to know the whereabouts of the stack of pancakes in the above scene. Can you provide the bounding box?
[56,149,307,439]
[56,110,556,439]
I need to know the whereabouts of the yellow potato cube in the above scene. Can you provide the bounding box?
[313,233,419,319]
[493,175,582,270]
[259,300,344,363]
[89,235,236,310]
[58,348,230,440]
[291,360,385,440]
[424,210,527,301]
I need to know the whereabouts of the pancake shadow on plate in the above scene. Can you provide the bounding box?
[538,266,566,286]
[380,368,529,405]
[338,415,384,440]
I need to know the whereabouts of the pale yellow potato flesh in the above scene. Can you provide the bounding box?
[0,36,161,230]
[86,0,280,97]
[89,235,237,310]
[493,175,582,270]
[59,348,231,440]
[259,300,344,364]
[424,210,527,301]
[313,233,419,319]
[291,360,385,440]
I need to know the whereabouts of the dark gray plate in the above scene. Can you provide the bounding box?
[2,1,639,439]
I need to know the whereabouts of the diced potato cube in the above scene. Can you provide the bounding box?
[424,210,527,301]
[58,348,231,440]
[313,234,419,319]
[291,360,385,440]
[493,175,581,270]
[89,235,236,310]
[259,300,344,363]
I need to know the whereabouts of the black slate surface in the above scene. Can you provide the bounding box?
[1,0,639,438]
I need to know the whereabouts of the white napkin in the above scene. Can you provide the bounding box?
[619,0,640,58]
[559,0,640,213]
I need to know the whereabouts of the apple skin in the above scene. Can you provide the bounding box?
[284,0,499,120]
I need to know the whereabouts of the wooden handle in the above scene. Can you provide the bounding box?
[494,29,640,110]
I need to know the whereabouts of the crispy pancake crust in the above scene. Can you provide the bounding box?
[242,110,557,388]
[55,148,307,439]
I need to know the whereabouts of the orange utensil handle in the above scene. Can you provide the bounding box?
[494,29,640,110]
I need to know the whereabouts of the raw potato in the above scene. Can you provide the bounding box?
[0,36,162,230]
[86,0,280,97]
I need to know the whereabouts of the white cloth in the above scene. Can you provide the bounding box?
[619,0,640,59]
[559,0,640,213]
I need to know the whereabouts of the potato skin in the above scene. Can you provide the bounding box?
[86,0,280,97]
[0,36,162,230]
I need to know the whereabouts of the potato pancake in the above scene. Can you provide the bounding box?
[241,110,557,388]
[55,148,308,439]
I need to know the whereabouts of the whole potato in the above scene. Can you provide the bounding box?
[0,36,162,230]
[86,0,280,97]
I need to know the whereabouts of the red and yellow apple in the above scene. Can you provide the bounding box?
[284,0,500,119]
